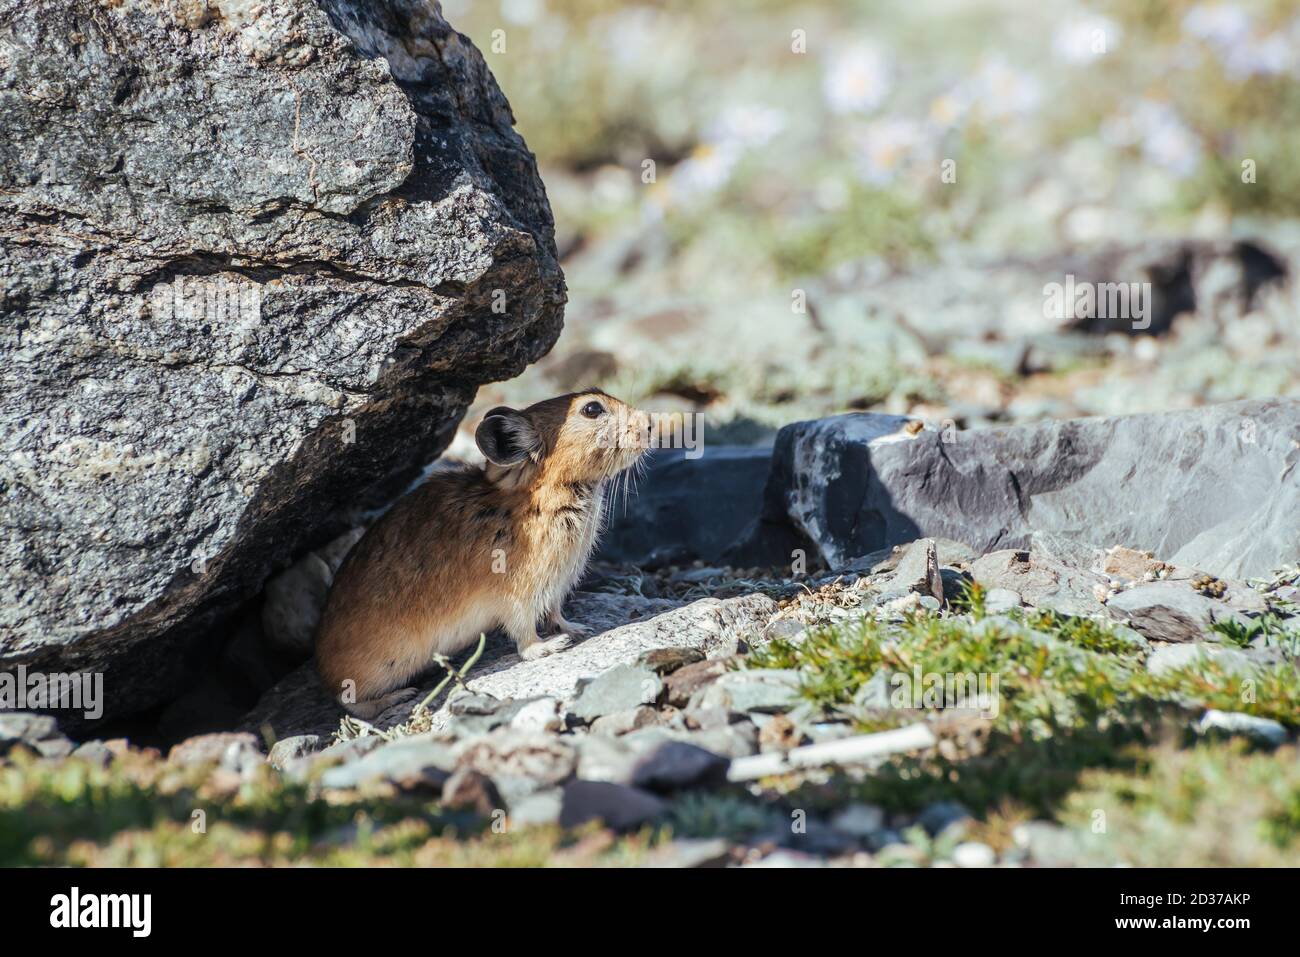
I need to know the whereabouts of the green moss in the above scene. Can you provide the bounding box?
[749,603,1300,817]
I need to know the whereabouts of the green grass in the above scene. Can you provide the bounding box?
[1057,739,1300,867]
[748,596,1300,833]
[0,749,658,867]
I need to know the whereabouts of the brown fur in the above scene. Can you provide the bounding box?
[315,391,650,718]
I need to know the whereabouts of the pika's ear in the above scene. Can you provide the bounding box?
[475,407,542,467]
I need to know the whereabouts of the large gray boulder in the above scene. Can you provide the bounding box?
[598,446,773,567]
[0,0,565,720]
[731,399,1299,579]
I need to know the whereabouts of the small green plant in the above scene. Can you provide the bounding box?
[749,604,1300,818]
[1209,612,1300,654]
[665,792,777,841]
[948,579,987,617]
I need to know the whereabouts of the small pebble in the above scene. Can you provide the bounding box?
[952,841,997,868]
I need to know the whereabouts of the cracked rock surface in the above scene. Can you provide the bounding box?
[0,0,565,719]
[731,399,1300,579]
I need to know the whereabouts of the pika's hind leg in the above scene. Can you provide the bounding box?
[506,610,571,661]
[344,687,419,720]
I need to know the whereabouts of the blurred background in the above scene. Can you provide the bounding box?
[442,0,1300,448]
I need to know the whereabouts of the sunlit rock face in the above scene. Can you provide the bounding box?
[0,0,565,720]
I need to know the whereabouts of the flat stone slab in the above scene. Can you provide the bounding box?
[242,592,777,744]
[430,594,778,734]
[731,399,1300,580]
[1107,581,1247,642]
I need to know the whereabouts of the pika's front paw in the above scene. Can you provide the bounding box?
[520,635,572,661]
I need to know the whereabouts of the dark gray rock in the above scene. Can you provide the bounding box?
[771,819,860,857]
[865,829,908,854]
[631,740,729,792]
[917,801,973,838]
[260,553,334,661]
[0,0,565,723]
[559,780,666,831]
[732,400,1300,580]
[1107,582,1246,642]
[241,666,343,744]
[599,447,772,566]
[726,413,918,569]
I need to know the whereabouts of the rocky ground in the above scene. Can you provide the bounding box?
[5,403,1298,867]
[5,0,1300,868]
[454,0,1300,444]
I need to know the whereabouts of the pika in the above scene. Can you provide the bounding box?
[315,390,651,719]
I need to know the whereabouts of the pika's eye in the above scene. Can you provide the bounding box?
[581,401,605,419]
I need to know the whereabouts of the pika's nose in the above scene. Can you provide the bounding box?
[625,409,652,447]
